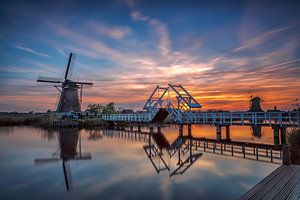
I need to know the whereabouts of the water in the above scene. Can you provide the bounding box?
[0,126,279,200]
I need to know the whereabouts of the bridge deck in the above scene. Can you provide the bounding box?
[240,165,300,200]
[101,110,300,127]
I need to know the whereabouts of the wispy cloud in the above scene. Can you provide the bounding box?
[131,11,170,56]
[232,25,295,52]
[90,22,132,39]
[14,44,51,58]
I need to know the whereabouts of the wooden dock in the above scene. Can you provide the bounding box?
[240,165,300,200]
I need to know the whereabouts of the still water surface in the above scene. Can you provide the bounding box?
[0,126,279,200]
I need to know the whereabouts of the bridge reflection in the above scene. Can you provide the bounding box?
[34,127,283,191]
[102,126,283,175]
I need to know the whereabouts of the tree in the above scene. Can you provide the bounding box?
[102,102,118,114]
[86,103,119,114]
[87,104,104,114]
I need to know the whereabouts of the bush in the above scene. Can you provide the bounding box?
[287,128,300,147]
[287,128,300,165]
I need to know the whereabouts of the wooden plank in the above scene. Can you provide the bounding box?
[274,167,300,200]
[285,167,300,200]
[240,165,300,200]
[249,166,296,200]
[240,165,287,200]
[259,165,299,199]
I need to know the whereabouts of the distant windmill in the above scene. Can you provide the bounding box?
[248,95,263,112]
[37,53,93,112]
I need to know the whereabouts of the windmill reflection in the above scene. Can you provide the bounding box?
[251,126,262,138]
[143,131,202,177]
[34,128,91,190]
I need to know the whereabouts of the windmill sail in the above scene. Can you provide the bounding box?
[37,76,63,83]
[36,52,93,112]
[65,53,74,80]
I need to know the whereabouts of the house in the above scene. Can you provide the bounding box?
[121,109,134,114]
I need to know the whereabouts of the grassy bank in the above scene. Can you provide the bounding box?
[0,113,106,128]
[0,113,43,126]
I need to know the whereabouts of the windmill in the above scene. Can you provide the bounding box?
[34,129,92,190]
[37,53,93,112]
[248,95,263,112]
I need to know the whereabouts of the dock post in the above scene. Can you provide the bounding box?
[213,142,216,153]
[138,125,141,132]
[243,145,245,158]
[216,125,222,142]
[272,125,280,145]
[130,125,133,131]
[226,125,230,141]
[280,126,287,145]
[231,144,234,156]
[282,145,291,165]
[221,143,223,154]
[256,146,259,160]
[270,148,273,163]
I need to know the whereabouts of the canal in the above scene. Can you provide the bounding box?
[0,125,279,200]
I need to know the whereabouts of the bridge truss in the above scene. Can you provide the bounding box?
[101,83,300,127]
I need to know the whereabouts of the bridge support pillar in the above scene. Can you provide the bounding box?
[157,124,161,134]
[188,124,192,137]
[149,127,153,156]
[272,126,280,145]
[178,124,183,165]
[280,126,287,145]
[216,125,222,142]
[226,125,230,141]
[179,124,183,137]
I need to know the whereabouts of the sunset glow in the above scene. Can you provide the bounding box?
[0,0,299,112]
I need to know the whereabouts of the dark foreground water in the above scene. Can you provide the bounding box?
[0,126,279,200]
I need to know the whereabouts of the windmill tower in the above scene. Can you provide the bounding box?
[248,96,263,112]
[37,53,93,112]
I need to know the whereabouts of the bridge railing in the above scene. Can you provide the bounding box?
[101,113,151,122]
[166,102,182,123]
[185,111,300,126]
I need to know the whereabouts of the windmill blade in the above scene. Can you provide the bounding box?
[74,152,92,160]
[34,158,60,166]
[62,161,73,190]
[65,53,76,80]
[73,81,93,86]
[37,76,64,83]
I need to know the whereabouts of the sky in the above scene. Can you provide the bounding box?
[0,0,299,112]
